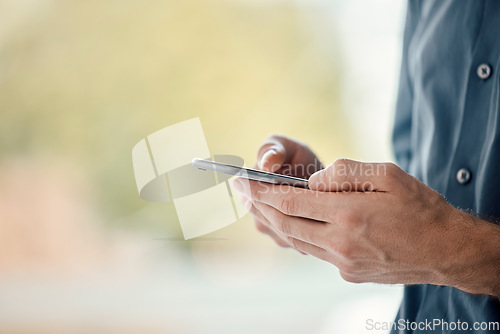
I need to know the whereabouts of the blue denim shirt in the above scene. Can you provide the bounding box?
[392,0,500,332]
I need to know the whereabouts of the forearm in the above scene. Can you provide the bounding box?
[439,208,500,297]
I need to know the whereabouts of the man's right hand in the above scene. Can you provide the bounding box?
[247,135,323,248]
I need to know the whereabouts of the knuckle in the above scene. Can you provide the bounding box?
[278,195,296,215]
[333,158,349,170]
[325,239,354,261]
[274,215,291,236]
[286,236,299,249]
[254,220,269,234]
[339,270,361,284]
[340,210,361,229]
[275,237,291,248]
[241,196,253,211]
[250,186,262,202]
[323,163,336,178]
[338,259,362,280]
[339,262,355,275]
[336,243,354,260]
[383,162,400,179]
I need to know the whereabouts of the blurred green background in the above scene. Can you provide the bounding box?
[0,0,404,333]
[0,0,352,223]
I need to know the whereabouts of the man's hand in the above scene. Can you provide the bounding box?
[247,135,323,248]
[234,159,500,296]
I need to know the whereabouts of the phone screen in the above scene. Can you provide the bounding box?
[192,158,309,188]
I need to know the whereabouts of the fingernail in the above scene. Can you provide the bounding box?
[259,149,277,169]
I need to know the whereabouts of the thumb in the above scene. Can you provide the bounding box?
[258,144,286,173]
[308,159,388,192]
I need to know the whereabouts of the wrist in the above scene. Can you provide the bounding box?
[438,208,500,296]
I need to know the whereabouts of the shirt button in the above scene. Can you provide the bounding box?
[477,63,492,80]
[456,168,471,184]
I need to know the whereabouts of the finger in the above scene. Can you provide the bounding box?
[233,178,340,222]
[257,135,297,172]
[241,191,291,247]
[308,159,397,192]
[253,201,329,248]
[239,193,253,212]
[284,237,330,261]
[254,219,291,248]
[248,205,291,248]
[257,136,288,172]
[288,237,357,274]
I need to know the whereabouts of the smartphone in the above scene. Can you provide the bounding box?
[192,158,309,188]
